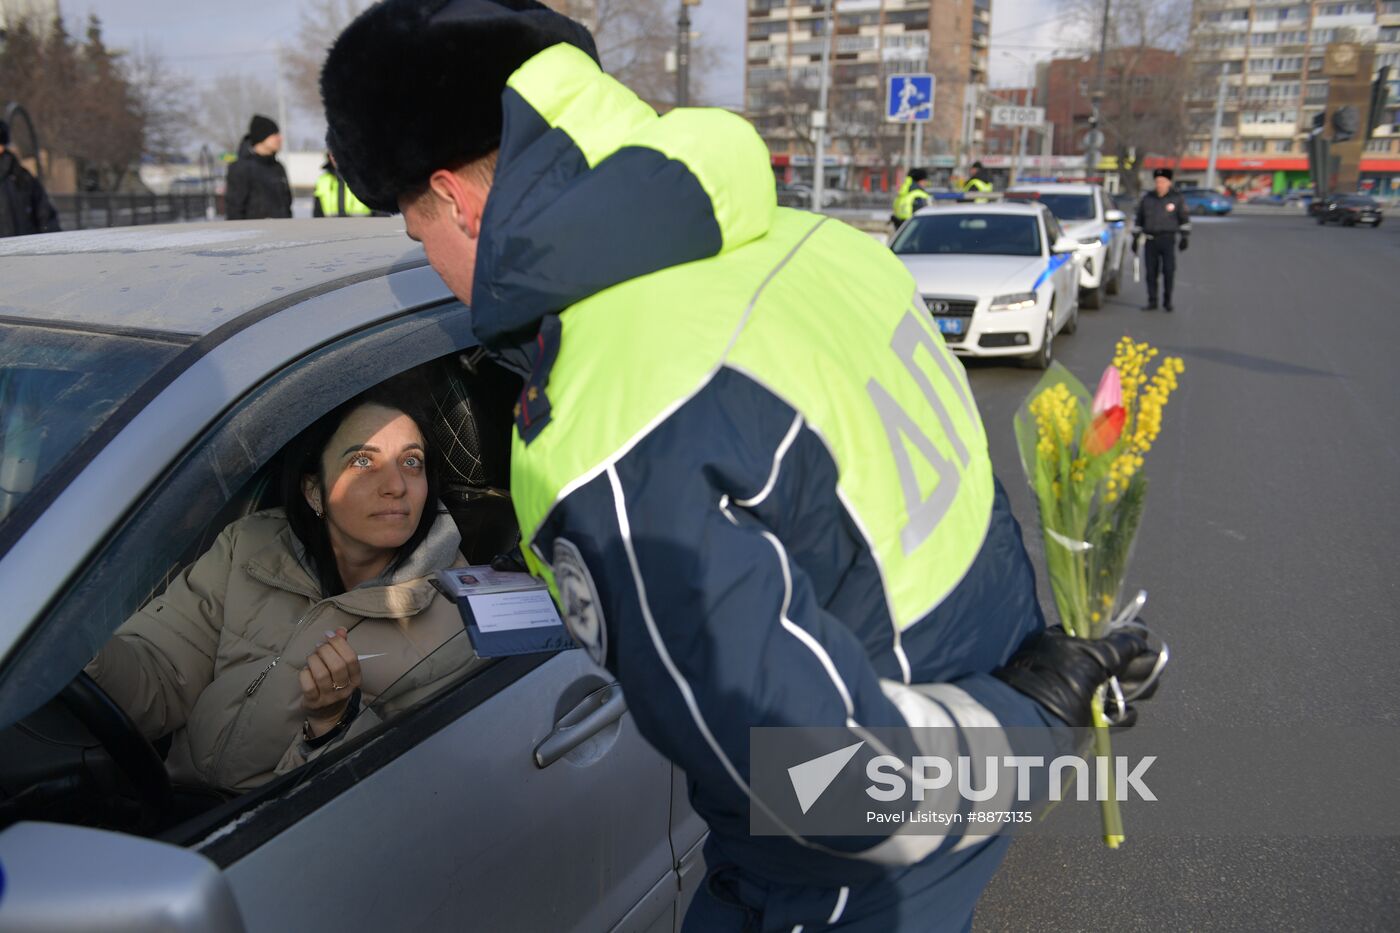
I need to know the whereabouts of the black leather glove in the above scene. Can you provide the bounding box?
[490,541,529,573]
[1178,236,1189,252]
[994,628,1156,728]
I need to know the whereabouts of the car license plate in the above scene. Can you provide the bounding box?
[936,317,965,336]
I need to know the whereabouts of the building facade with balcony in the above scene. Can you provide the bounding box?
[1186,0,1400,196]
[745,0,991,191]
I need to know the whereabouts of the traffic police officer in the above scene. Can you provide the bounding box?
[889,167,931,229]
[313,153,376,217]
[1133,168,1191,311]
[322,2,1162,929]
[961,159,993,198]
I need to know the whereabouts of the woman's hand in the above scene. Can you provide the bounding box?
[299,628,362,737]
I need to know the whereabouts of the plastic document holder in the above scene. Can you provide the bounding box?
[435,566,576,658]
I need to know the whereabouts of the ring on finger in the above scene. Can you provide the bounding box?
[330,681,347,691]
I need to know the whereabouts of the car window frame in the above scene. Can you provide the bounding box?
[7,296,556,858]
[1042,210,1065,251]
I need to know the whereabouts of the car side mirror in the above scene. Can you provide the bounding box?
[0,822,247,932]
[1052,236,1079,254]
[1104,209,1126,223]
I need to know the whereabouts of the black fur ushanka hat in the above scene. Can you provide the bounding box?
[320,0,598,213]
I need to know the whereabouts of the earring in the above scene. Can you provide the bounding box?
[313,505,323,518]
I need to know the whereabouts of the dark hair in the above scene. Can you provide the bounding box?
[278,385,441,597]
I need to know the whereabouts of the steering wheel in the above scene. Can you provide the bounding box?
[57,671,174,833]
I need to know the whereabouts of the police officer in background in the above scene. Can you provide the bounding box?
[322,2,1164,928]
[1133,168,1191,311]
[961,159,993,198]
[313,152,378,217]
[889,166,931,229]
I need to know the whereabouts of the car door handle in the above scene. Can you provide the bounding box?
[534,683,628,768]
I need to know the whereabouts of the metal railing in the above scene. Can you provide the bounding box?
[50,193,217,231]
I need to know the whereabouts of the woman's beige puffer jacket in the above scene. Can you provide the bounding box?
[88,507,483,792]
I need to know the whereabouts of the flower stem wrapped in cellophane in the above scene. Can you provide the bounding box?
[1012,338,1184,846]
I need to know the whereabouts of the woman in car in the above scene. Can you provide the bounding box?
[87,387,484,792]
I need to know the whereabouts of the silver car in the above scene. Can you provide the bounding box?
[0,220,706,932]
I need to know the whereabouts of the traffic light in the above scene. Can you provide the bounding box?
[1367,65,1393,140]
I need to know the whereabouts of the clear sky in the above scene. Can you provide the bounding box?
[64,0,1076,132]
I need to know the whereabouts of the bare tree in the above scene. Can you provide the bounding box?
[1057,0,1202,192]
[281,0,373,114]
[129,42,191,162]
[0,9,146,190]
[549,0,721,108]
[198,72,280,154]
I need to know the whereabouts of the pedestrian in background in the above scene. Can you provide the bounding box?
[226,115,292,220]
[889,166,931,229]
[313,151,377,217]
[0,119,61,237]
[1133,167,1191,312]
[322,2,1160,930]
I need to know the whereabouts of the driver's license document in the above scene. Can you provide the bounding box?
[436,566,576,658]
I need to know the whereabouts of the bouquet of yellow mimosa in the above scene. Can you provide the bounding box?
[1013,337,1183,847]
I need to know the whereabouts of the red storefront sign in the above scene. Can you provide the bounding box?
[1142,155,1400,172]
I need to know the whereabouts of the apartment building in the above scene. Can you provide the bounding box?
[745,0,991,190]
[1187,0,1400,196]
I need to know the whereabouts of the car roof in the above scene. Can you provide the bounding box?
[1008,183,1098,194]
[911,202,1047,217]
[0,219,425,338]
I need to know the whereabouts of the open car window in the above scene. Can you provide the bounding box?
[367,627,480,722]
[0,299,542,844]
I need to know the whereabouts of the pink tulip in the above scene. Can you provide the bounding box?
[1092,365,1122,416]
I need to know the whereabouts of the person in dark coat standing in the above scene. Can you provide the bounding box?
[225,115,292,220]
[1133,168,1191,311]
[0,119,61,237]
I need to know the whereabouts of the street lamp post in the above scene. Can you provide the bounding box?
[677,0,701,108]
[1204,69,1228,191]
[1087,0,1112,178]
[812,0,835,212]
[1001,52,1038,186]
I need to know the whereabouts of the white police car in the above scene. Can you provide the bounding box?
[1006,182,1129,310]
[891,202,1080,369]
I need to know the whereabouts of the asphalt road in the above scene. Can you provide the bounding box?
[967,212,1400,931]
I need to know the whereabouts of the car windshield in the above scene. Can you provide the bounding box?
[1026,193,1095,221]
[1342,196,1377,206]
[891,214,1042,257]
[0,321,185,542]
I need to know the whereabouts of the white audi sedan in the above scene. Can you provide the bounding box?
[891,202,1081,369]
[1005,182,1129,310]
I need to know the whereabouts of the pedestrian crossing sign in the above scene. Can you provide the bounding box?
[886,74,935,123]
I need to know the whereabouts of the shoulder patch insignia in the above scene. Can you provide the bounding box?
[553,537,607,666]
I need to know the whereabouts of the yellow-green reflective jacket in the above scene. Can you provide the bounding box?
[892,180,932,222]
[471,43,1055,888]
[314,170,373,216]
